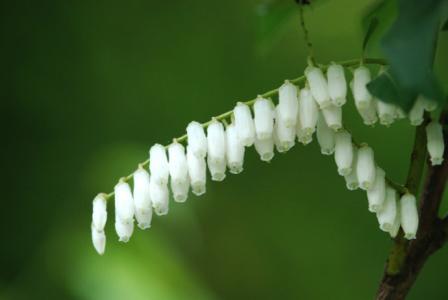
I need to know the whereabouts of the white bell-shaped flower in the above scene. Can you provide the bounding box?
[92,194,107,231]
[426,121,445,166]
[327,63,347,106]
[114,180,135,224]
[168,142,190,202]
[278,80,299,128]
[418,95,437,112]
[207,119,226,181]
[226,123,245,174]
[254,137,275,162]
[187,145,206,195]
[376,186,397,232]
[389,209,401,238]
[321,104,342,131]
[409,98,425,126]
[233,102,256,146]
[91,225,106,255]
[367,167,386,212]
[376,99,396,126]
[344,146,359,190]
[299,87,318,135]
[316,113,335,155]
[334,130,353,176]
[253,96,274,140]
[395,107,406,119]
[356,145,376,190]
[186,121,207,158]
[400,193,419,240]
[115,219,134,243]
[352,65,373,110]
[305,66,331,109]
[357,100,378,126]
[149,178,169,216]
[149,144,169,186]
[274,106,296,152]
[133,167,152,229]
[296,112,313,145]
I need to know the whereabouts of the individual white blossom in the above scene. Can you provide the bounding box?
[344,146,359,190]
[334,130,353,176]
[389,209,401,238]
[418,95,437,112]
[91,225,106,255]
[352,65,373,110]
[296,122,313,145]
[299,87,318,135]
[253,96,275,140]
[367,167,386,212]
[115,219,134,243]
[133,167,152,229]
[186,121,207,158]
[226,123,245,174]
[426,121,445,166]
[149,178,169,216]
[274,106,296,152]
[254,136,275,162]
[316,113,335,155]
[207,119,227,181]
[409,98,425,126]
[278,81,299,128]
[149,144,169,186]
[376,186,397,232]
[233,102,256,146]
[376,99,396,126]
[305,66,331,109]
[114,180,135,224]
[168,142,190,202]
[400,193,419,240]
[357,100,378,126]
[92,194,107,231]
[321,104,342,131]
[187,145,206,195]
[327,63,347,106]
[356,145,376,190]
[395,107,406,120]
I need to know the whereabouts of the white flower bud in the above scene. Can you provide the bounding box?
[418,95,437,112]
[168,142,190,202]
[344,146,359,190]
[114,181,134,224]
[186,121,207,158]
[352,66,373,110]
[305,66,331,108]
[299,87,318,135]
[400,193,419,240]
[233,102,256,146]
[226,123,245,174]
[327,63,347,106]
[254,137,275,162]
[274,106,296,152]
[187,146,206,195]
[92,194,107,231]
[253,96,274,140]
[149,178,169,216]
[334,130,353,176]
[426,121,445,166]
[149,144,169,186]
[376,99,396,126]
[278,81,299,128]
[389,209,401,238]
[133,168,152,229]
[409,98,425,126]
[91,225,106,255]
[356,145,376,190]
[376,186,397,232]
[115,219,134,243]
[316,113,335,155]
[321,104,342,131]
[367,167,386,212]
[207,120,226,181]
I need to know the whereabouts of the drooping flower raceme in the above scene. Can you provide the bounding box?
[133,167,152,229]
[334,130,353,176]
[168,142,190,202]
[207,119,227,181]
[305,66,331,109]
[226,123,245,173]
[278,81,299,128]
[426,121,445,166]
[400,193,419,240]
[327,63,347,107]
[233,102,256,146]
[253,96,274,140]
[356,145,376,190]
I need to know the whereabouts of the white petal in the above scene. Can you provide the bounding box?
[171,180,190,203]
[357,99,378,126]
[149,178,169,216]
[149,144,169,186]
[426,121,445,166]
[114,181,135,224]
[400,193,419,240]
[305,66,331,108]
[133,168,152,229]
[254,136,275,162]
[187,146,206,196]
[299,87,319,135]
[233,102,256,146]
[253,96,274,140]
[367,167,386,212]
[278,81,299,128]
[168,142,190,202]
[376,186,397,232]
[327,63,347,106]
[186,121,207,158]
[352,66,373,110]
[226,123,245,174]
[376,99,396,126]
[207,120,226,181]
[115,219,134,243]
[334,130,353,176]
[274,106,296,152]
[356,145,376,190]
[92,194,107,231]
[418,95,437,112]
[389,208,401,238]
[91,225,106,255]
[344,146,359,190]
[316,112,335,155]
[409,98,425,126]
[321,104,342,131]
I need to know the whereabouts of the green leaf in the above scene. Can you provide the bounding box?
[362,17,379,52]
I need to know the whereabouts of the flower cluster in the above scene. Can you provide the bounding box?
[91,62,445,255]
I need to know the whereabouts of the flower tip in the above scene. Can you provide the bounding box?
[431,157,443,166]
[138,223,151,230]
[211,173,226,181]
[338,167,352,176]
[174,194,188,203]
[404,233,416,240]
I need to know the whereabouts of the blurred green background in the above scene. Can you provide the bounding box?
[2,0,448,299]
